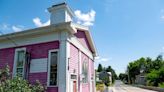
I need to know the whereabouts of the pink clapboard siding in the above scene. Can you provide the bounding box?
[0,48,15,74]
[82,84,90,92]
[89,59,94,78]
[25,41,59,59]
[28,72,47,85]
[0,41,59,92]
[70,43,94,92]
[69,44,79,74]
[75,30,92,52]
[89,59,94,92]
[47,87,58,92]
[70,44,80,92]
[81,52,90,92]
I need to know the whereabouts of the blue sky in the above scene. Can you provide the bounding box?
[1,0,164,75]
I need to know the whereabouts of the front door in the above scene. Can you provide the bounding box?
[73,81,77,92]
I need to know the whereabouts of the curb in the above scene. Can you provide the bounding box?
[135,85,164,92]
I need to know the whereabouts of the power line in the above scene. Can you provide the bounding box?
[0,31,18,46]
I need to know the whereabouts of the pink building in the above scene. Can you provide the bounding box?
[0,3,97,92]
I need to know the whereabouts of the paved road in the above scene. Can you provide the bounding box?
[109,80,157,92]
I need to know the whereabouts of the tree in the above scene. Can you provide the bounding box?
[146,70,160,86]
[146,67,164,86]
[0,65,45,92]
[106,66,118,83]
[119,73,128,82]
[127,55,164,87]
[127,61,140,84]
[97,64,103,72]
[152,55,163,70]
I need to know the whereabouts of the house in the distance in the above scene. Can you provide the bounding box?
[96,71,112,85]
[0,2,97,92]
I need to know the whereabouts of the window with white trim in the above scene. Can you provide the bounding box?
[14,48,26,78]
[82,60,88,83]
[49,51,58,86]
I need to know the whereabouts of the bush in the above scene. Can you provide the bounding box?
[0,65,45,92]
[146,67,164,87]
[159,82,164,88]
[96,82,104,92]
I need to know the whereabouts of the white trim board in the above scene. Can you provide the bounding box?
[68,36,94,60]
[0,32,59,49]
[30,58,48,73]
[58,31,68,92]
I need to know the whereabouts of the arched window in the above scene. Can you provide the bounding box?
[82,59,88,83]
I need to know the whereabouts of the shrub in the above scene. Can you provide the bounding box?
[146,67,164,87]
[159,82,164,88]
[0,65,45,92]
[96,82,104,92]
[146,70,159,86]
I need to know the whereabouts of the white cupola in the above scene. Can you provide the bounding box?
[48,2,74,25]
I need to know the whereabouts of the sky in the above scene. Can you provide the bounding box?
[1,0,164,75]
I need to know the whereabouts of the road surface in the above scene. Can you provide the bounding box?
[108,80,157,92]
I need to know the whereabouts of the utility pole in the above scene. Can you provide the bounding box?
[127,68,130,84]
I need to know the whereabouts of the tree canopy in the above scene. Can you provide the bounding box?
[97,64,103,72]
[126,55,164,87]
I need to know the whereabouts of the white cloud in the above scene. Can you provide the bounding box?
[162,47,164,53]
[95,56,100,60]
[0,23,10,31]
[160,9,164,21]
[96,56,112,62]
[161,15,164,20]
[33,17,50,27]
[45,9,48,13]
[74,9,96,26]
[0,23,25,33]
[101,58,110,62]
[12,25,24,32]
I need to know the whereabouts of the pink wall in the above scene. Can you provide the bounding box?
[0,41,59,92]
[82,84,90,92]
[47,87,58,92]
[81,52,90,92]
[70,44,80,92]
[0,39,95,92]
[70,44,79,74]
[28,72,47,85]
[75,30,92,52]
[70,44,94,92]
[89,59,94,79]
[89,59,95,92]
[0,48,14,74]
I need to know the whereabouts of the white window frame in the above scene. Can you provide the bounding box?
[13,48,26,78]
[47,49,59,87]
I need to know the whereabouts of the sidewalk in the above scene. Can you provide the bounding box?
[104,87,113,92]
[132,84,164,92]
[97,87,113,92]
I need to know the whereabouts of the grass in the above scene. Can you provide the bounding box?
[96,82,104,92]
[159,82,164,88]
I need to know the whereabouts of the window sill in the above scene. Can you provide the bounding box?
[47,86,58,88]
